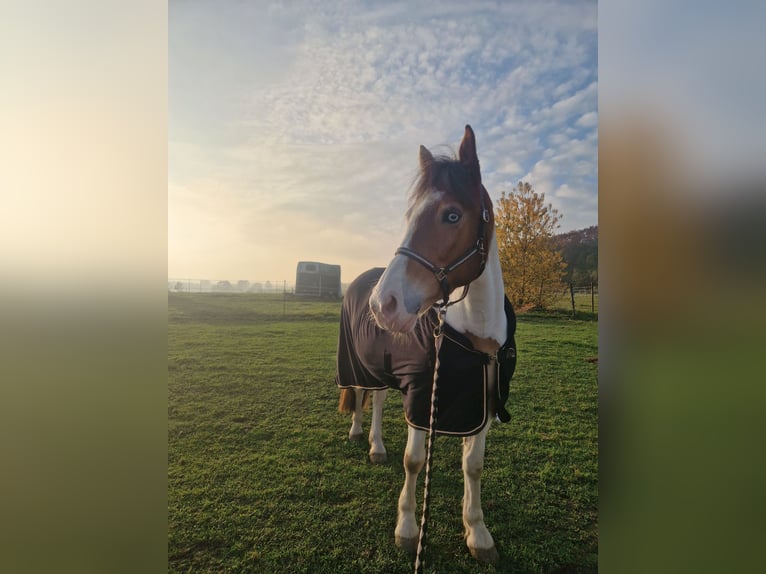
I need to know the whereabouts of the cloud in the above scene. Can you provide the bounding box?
[576,111,599,128]
[555,184,593,201]
[537,81,599,128]
[516,127,598,232]
[169,0,598,280]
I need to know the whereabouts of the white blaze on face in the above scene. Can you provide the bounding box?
[401,190,443,246]
[369,192,443,332]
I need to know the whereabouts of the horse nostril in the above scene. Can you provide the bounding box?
[382,294,398,317]
[404,292,421,315]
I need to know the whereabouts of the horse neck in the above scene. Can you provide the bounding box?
[445,232,507,352]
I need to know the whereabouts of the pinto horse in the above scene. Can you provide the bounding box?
[335,125,517,564]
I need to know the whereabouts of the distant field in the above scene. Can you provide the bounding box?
[168,293,598,573]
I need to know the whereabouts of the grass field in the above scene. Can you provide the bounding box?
[168,293,598,573]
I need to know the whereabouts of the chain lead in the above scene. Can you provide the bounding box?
[414,304,447,573]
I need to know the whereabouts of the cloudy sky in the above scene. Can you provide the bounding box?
[169,0,598,284]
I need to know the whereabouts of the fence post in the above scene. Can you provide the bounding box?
[283,280,286,317]
[591,282,595,313]
[570,282,576,318]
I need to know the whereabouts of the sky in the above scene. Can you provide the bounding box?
[169,0,598,284]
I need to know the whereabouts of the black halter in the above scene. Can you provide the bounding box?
[395,200,490,307]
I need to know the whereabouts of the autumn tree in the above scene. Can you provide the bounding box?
[495,181,567,310]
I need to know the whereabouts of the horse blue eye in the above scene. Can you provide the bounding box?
[444,211,461,224]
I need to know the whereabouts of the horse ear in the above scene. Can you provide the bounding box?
[458,124,481,183]
[419,145,434,173]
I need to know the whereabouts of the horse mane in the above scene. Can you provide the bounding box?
[407,152,477,212]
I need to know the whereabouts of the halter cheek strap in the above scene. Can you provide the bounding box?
[395,204,490,307]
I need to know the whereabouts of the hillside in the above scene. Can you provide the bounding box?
[554,225,598,285]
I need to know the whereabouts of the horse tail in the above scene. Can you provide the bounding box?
[338,388,358,413]
[338,388,372,413]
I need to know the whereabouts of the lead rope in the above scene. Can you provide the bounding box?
[414,304,447,574]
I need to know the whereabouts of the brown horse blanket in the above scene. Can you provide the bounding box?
[336,267,516,437]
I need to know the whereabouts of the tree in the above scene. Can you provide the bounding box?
[554,225,598,285]
[495,181,567,310]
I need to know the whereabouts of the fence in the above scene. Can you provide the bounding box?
[169,279,597,315]
[563,282,598,316]
[168,279,293,294]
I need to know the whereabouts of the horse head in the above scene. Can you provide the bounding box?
[370,125,494,332]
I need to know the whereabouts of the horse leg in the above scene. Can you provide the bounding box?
[463,421,499,563]
[368,388,388,464]
[395,426,426,554]
[348,388,365,442]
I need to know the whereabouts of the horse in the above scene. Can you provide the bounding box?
[335,125,517,564]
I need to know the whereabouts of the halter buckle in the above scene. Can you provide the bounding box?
[435,268,447,281]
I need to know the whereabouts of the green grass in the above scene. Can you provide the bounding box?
[552,291,599,320]
[168,292,598,573]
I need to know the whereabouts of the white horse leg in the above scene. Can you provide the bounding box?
[368,388,388,463]
[348,388,365,442]
[463,421,499,563]
[395,426,426,553]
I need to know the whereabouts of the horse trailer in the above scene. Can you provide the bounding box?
[295,261,341,298]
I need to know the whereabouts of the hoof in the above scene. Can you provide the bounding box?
[469,544,499,564]
[395,535,418,555]
[369,452,387,464]
[348,433,364,442]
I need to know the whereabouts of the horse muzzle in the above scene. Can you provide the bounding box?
[369,259,431,333]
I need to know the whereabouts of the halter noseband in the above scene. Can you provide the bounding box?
[395,201,490,308]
